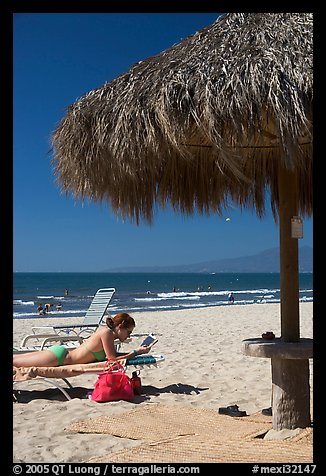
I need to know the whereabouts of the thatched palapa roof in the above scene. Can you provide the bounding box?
[52,13,313,223]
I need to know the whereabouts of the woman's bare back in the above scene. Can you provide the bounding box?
[67,326,114,364]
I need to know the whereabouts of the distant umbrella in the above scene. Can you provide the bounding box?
[51,13,313,430]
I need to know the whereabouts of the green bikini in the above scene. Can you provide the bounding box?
[83,345,106,362]
[47,345,69,366]
[47,344,106,366]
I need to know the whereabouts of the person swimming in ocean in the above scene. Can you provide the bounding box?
[13,313,151,367]
[44,303,53,313]
[37,304,44,315]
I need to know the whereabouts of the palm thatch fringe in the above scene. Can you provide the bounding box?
[52,13,312,223]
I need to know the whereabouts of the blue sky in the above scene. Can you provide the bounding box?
[13,13,313,272]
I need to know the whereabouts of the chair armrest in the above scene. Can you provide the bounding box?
[21,334,61,347]
[53,323,99,330]
[39,335,84,349]
[20,334,84,349]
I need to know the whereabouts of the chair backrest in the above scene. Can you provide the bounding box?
[82,288,116,325]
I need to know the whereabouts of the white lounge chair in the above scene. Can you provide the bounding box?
[19,288,115,352]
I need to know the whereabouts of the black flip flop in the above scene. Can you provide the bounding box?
[218,404,247,417]
[262,407,272,416]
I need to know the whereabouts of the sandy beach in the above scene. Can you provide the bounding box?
[13,302,313,463]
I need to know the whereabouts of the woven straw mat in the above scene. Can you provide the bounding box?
[65,404,312,463]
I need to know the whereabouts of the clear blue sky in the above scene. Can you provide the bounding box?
[13,13,313,272]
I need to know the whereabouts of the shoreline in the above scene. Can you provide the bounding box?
[13,271,313,318]
[13,297,314,321]
[13,302,313,463]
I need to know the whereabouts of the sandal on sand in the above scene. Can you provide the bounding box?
[262,407,272,416]
[218,405,247,417]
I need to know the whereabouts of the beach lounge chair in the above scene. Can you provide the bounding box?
[26,287,116,341]
[13,355,165,401]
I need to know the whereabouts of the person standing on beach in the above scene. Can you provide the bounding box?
[13,313,151,368]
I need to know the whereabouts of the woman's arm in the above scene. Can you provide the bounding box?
[101,331,151,361]
[116,345,151,360]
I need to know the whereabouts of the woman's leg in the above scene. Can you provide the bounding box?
[13,349,59,368]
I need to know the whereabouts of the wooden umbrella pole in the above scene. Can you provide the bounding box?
[278,164,300,342]
[270,163,311,429]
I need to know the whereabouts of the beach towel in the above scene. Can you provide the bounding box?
[13,361,110,381]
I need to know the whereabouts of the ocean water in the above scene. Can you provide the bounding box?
[13,272,313,320]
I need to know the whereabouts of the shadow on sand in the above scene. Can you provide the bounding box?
[13,383,209,403]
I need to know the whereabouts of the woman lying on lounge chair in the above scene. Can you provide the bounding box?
[13,313,150,367]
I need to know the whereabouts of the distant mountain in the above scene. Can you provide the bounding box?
[105,246,312,273]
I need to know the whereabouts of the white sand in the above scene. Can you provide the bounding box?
[13,302,313,463]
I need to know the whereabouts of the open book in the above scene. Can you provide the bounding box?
[141,334,158,348]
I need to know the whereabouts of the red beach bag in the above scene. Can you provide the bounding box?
[91,361,134,402]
